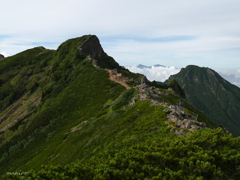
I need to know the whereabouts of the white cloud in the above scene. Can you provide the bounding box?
[126,65,180,82]
[217,69,240,79]
[233,82,240,87]
[235,69,240,79]
[0,52,8,57]
[217,69,235,76]
[215,69,240,88]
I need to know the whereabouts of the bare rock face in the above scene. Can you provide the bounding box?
[0,54,5,60]
[133,83,207,136]
[140,76,148,85]
[78,35,107,59]
[166,105,207,136]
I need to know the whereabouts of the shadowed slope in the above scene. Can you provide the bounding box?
[165,65,240,137]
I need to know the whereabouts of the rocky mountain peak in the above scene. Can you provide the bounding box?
[0,54,5,60]
[34,46,46,50]
[77,35,107,59]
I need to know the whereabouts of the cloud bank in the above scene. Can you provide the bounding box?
[126,65,180,82]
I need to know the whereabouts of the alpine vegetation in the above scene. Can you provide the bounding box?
[0,35,239,180]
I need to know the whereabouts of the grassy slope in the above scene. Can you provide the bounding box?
[0,48,54,139]
[0,36,238,179]
[0,62,126,174]
[0,61,218,176]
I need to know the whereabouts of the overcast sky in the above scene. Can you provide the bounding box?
[1,0,240,86]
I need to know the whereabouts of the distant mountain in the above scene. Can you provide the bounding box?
[137,64,165,69]
[154,64,166,68]
[165,65,240,137]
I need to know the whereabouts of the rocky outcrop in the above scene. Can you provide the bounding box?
[135,76,149,86]
[78,35,107,59]
[129,97,136,105]
[140,76,148,85]
[136,84,163,105]
[166,107,206,135]
[134,83,207,135]
[0,54,5,60]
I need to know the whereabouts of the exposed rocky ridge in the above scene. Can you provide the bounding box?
[0,54,4,60]
[78,35,107,59]
[89,56,204,136]
[129,83,208,136]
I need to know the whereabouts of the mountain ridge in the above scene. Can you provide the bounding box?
[0,35,239,179]
[165,65,240,137]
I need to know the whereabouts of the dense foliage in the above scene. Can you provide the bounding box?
[5,127,240,179]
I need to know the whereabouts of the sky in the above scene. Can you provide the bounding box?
[0,0,240,86]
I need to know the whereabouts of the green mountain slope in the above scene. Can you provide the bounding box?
[165,65,240,137]
[0,36,239,179]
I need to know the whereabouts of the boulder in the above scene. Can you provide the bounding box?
[140,76,148,85]
[177,105,183,111]
[0,54,5,60]
[129,97,136,105]
[149,87,153,94]
[195,121,206,128]
[175,119,182,127]
[190,125,200,130]
[169,105,176,110]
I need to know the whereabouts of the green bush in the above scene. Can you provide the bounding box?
[112,88,134,110]
[6,127,240,180]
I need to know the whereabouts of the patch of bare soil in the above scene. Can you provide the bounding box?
[32,95,41,105]
[106,69,131,89]
[66,120,88,134]
[0,92,29,124]
[1,92,28,116]
[0,104,21,124]
[0,93,41,132]
[90,59,131,89]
